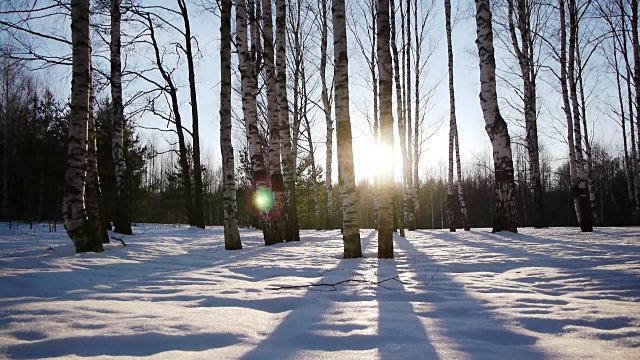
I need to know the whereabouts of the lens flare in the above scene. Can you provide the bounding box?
[253,187,275,212]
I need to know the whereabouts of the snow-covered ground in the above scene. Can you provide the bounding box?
[0,223,639,359]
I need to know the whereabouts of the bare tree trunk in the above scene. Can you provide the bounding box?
[632,0,640,225]
[444,0,470,230]
[110,0,132,235]
[85,71,109,244]
[473,0,518,233]
[390,0,406,237]
[332,0,362,258]
[377,0,394,258]
[405,0,415,231]
[576,42,599,225]
[413,0,420,226]
[507,0,544,228]
[146,14,194,227]
[64,0,103,253]
[178,0,205,229]
[276,0,300,242]
[220,0,242,250]
[263,0,287,240]
[445,0,457,232]
[301,64,320,230]
[612,35,634,207]
[319,0,333,230]
[237,0,280,245]
[566,0,593,232]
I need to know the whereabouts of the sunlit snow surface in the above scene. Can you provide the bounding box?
[0,224,639,359]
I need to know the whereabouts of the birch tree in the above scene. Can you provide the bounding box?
[377,0,394,257]
[473,0,518,233]
[110,0,132,235]
[220,0,242,250]
[332,0,362,258]
[319,0,334,230]
[63,0,103,252]
[276,0,300,242]
[237,0,280,244]
[263,0,287,239]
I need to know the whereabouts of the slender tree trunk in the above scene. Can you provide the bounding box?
[632,0,640,225]
[576,43,599,225]
[405,0,415,231]
[178,0,205,229]
[146,14,193,227]
[613,38,634,207]
[444,0,471,230]
[507,0,544,228]
[85,71,109,244]
[390,0,406,237]
[236,0,279,245]
[319,0,333,230]
[332,0,362,258]
[276,0,300,242]
[263,0,287,240]
[110,0,132,235]
[302,64,320,230]
[220,0,241,250]
[473,0,518,233]
[413,0,420,226]
[445,0,457,232]
[64,0,103,253]
[566,0,593,232]
[377,0,394,258]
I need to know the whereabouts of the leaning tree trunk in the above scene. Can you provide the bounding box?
[473,0,518,233]
[237,0,279,245]
[445,0,457,232]
[276,0,300,242]
[302,66,320,229]
[376,0,394,258]
[64,0,103,253]
[320,0,333,230]
[613,39,634,209]
[85,72,109,244]
[220,0,241,250]
[110,0,132,235]
[264,0,287,240]
[332,0,362,258]
[178,0,205,229]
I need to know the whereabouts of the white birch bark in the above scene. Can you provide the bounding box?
[507,0,544,228]
[377,0,394,258]
[110,0,132,235]
[276,0,300,242]
[566,0,593,231]
[474,0,518,233]
[333,0,362,258]
[445,0,457,232]
[237,0,280,244]
[390,0,406,237]
[263,0,287,239]
[405,0,415,231]
[320,0,333,230]
[63,0,103,252]
[220,0,242,250]
[85,70,109,244]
